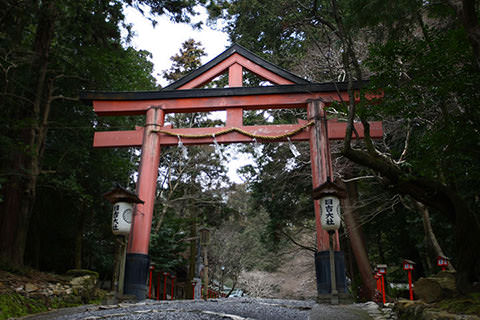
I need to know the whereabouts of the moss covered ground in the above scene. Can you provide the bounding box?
[433,292,480,316]
[0,293,81,320]
[0,263,105,319]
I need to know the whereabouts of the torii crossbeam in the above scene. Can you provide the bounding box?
[81,44,383,299]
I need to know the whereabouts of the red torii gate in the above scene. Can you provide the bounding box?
[81,44,382,299]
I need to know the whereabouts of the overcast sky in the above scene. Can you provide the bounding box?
[123,5,230,87]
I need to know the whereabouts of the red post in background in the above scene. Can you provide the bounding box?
[170,275,176,300]
[163,272,169,300]
[375,274,381,292]
[148,266,154,299]
[408,270,413,300]
[376,264,387,304]
[381,275,386,304]
[156,273,160,300]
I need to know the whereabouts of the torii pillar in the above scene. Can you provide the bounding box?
[124,107,164,298]
[308,99,346,295]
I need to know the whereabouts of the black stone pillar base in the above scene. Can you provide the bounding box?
[124,253,150,300]
[314,250,347,294]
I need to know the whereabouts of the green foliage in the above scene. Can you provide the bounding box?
[149,214,188,272]
[0,293,45,320]
[0,293,80,320]
[208,0,309,69]
[163,38,207,82]
[366,20,480,207]
[126,0,206,24]
[0,0,188,276]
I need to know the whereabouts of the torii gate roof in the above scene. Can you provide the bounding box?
[163,43,311,89]
[80,43,382,147]
[80,43,372,113]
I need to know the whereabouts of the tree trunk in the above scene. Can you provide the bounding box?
[0,0,56,266]
[74,209,87,269]
[341,180,376,299]
[0,174,32,265]
[414,201,455,272]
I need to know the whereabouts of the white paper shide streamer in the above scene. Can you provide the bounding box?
[287,137,301,158]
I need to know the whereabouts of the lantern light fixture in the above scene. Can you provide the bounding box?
[437,255,449,271]
[103,185,143,236]
[377,264,387,275]
[402,259,415,271]
[312,178,347,232]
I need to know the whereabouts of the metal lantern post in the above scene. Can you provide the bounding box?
[103,186,143,296]
[312,179,345,305]
[199,226,211,301]
[402,259,415,301]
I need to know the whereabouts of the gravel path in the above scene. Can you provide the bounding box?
[20,298,386,320]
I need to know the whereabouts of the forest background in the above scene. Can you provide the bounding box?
[0,0,479,300]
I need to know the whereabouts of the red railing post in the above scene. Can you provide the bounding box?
[156,273,160,300]
[148,266,154,299]
[381,275,386,304]
[170,275,176,300]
